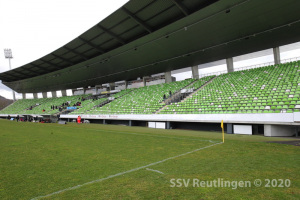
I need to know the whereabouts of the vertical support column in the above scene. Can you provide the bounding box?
[51,91,57,98]
[83,88,86,94]
[227,123,233,134]
[33,93,38,99]
[166,121,170,129]
[42,92,47,98]
[12,91,16,101]
[61,90,67,97]
[95,86,99,94]
[125,81,128,89]
[129,120,132,127]
[22,93,26,99]
[273,47,281,65]
[165,71,172,83]
[103,119,106,124]
[191,65,199,79]
[109,83,115,90]
[226,58,234,73]
[142,77,147,87]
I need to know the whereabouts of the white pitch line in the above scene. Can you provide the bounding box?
[31,142,222,200]
[146,168,164,174]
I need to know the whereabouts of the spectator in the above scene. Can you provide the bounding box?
[77,116,81,124]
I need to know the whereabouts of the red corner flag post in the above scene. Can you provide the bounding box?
[221,120,224,143]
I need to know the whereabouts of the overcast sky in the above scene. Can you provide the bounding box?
[0,0,300,100]
[0,0,129,99]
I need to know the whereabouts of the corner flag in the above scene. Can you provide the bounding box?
[221,120,224,143]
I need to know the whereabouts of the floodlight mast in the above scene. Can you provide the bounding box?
[4,49,16,101]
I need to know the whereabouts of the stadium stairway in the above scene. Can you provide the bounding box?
[180,76,217,104]
[163,79,198,105]
[155,79,202,114]
[85,79,195,115]
[70,89,134,115]
[159,61,300,114]
[158,75,217,114]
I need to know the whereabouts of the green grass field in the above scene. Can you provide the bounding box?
[0,119,299,200]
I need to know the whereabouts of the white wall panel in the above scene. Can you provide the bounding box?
[234,125,252,135]
[148,122,156,128]
[155,122,166,129]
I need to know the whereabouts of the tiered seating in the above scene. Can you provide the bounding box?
[86,79,194,114]
[0,95,91,115]
[22,95,91,115]
[160,61,300,114]
[2,61,300,116]
[111,88,134,98]
[186,75,215,90]
[0,98,48,114]
[71,89,134,115]
[71,98,108,115]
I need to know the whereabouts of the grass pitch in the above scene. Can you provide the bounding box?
[0,119,299,199]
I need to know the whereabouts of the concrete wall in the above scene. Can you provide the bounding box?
[61,113,296,124]
[264,125,295,137]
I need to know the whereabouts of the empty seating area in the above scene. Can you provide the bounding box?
[160,61,300,114]
[186,75,215,90]
[86,79,194,114]
[1,61,300,116]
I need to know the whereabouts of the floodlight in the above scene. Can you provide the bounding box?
[4,48,13,59]
[3,48,16,101]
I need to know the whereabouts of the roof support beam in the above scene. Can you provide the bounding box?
[171,0,190,16]
[24,67,42,76]
[122,7,152,33]
[11,70,29,77]
[6,73,22,79]
[40,59,61,70]
[64,46,88,60]
[51,53,74,65]
[97,24,125,45]
[30,63,49,72]
[78,37,105,53]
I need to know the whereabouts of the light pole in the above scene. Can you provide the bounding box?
[4,48,16,101]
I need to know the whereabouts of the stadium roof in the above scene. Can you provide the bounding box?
[1,0,300,93]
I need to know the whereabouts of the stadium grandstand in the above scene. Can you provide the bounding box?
[1,0,300,137]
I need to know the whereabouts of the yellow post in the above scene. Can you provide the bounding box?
[221,120,224,143]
